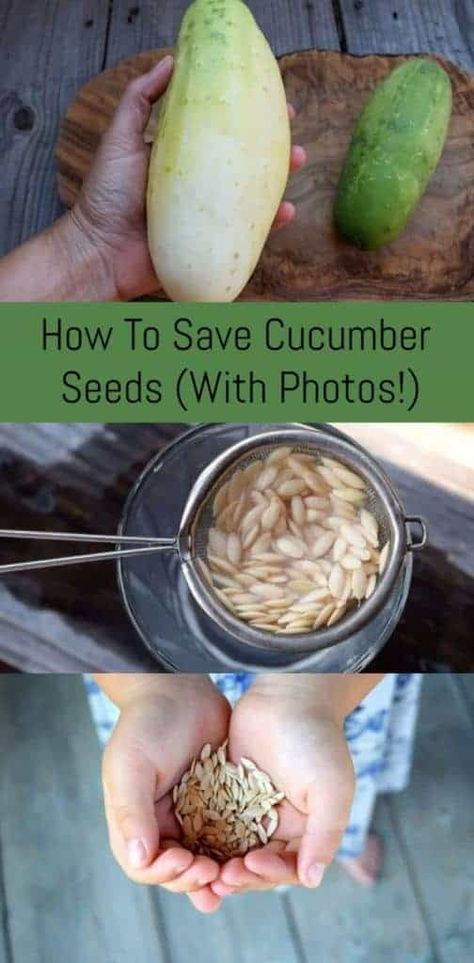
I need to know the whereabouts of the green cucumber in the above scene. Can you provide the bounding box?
[334,58,452,249]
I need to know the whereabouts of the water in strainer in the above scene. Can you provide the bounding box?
[181,426,403,650]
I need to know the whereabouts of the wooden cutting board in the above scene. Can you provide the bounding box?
[56,49,474,301]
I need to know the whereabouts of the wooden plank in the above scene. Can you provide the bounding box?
[247,0,340,54]
[222,892,303,963]
[0,421,183,498]
[0,423,104,469]
[0,851,12,963]
[453,674,474,724]
[0,421,178,672]
[371,458,474,671]
[0,583,157,672]
[374,546,474,673]
[104,1,340,64]
[381,464,474,577]
[336,425,474,577]
[388,675,474,963]
[155,887,302,963]
[0,675,166,963]
[287,797,432,962]
[335,425,474,506]
[338,0,474,69]
[0,1,110,255]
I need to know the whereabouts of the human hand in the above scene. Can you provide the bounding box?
[66,56,306,301]
[68,56,174,300]
[204,676,355,901]
[101,675,230,902]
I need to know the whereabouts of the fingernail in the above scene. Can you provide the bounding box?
[157,55,173,71]
[127,838,148,869]
[306,862,326,888]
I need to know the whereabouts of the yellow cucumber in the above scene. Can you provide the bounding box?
[147,0,291,301]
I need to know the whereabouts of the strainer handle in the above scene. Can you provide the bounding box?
[0,529,170,546]
[0,530,177,574]
[405,516,428,551]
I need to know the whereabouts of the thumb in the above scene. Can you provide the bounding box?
[297,737,355,889]
[110,55,174,143]
[102,736,160,873]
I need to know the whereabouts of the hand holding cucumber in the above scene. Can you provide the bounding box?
[0,0,455,303]
[55,42,456,301]
[70,53,306,302]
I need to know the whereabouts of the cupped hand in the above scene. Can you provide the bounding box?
[70,56,306,301]
[203,678,355,901]
[102,676,230,907]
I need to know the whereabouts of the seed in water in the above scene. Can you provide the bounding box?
[340,522,367,548]
[276,535,306,558]
[352,568,367,600]
[255,465,279,491]
[276,479,307,497]
[333,537,347,562]
[379,542,389,575]
[291,495,306,525]
[261,499,281,530]
[329,563,345,599]
[365,573,377,598]
[360,508,379,546]
[312,532,335,559]
[227,533,242,566]
[341,553,362,571]
[242,524,260,550]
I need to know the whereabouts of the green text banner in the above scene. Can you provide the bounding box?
[0,302,471,421]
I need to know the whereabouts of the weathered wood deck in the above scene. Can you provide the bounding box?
[0,3,473,672]
[0,673,473,962]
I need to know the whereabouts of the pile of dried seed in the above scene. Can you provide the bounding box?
[201,446,390,635]
[172,741,284,861]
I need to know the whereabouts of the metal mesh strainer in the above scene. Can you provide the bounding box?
[176,425,426,654]
[0,424,426,657]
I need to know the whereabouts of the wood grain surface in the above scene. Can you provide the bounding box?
[287,674,474,963]
[0,675,167,963]
[337,0,474,69]
[104,0,341,61]
[0,1,111,255]
[56,48,474,301]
